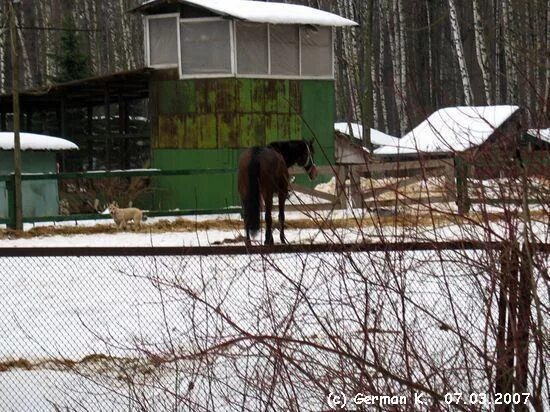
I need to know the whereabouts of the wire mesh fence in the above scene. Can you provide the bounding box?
[0,242,548,411]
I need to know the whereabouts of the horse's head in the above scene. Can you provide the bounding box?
[301,140,318,180]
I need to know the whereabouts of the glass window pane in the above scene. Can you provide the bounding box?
[300,26,333,77]
[181,20,231,74]
[270,25,299,76]
[148,17,178,66]
[236,23,268,75]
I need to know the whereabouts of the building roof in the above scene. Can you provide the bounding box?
[133,0,358,26]
[0,132,78,151]
[374,105,520,156]
[334,122,400,147]
[527,128,550,143]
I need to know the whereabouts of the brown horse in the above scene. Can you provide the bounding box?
[238,140,318,245]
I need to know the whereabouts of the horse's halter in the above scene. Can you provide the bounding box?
[302,142,316,172]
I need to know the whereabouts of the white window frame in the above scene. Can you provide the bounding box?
[144,14,335,80]
[179,17,235,79]
[145,13,181,69]
[298,25,334,79]
[233,23,334,80]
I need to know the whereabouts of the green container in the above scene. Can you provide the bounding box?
[0,151,60,219]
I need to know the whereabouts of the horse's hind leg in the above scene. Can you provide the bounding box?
[264,196,274,246]
[278,191,287,244]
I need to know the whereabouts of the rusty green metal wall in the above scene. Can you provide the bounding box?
[153,78,303,149]
[150,78,335,210]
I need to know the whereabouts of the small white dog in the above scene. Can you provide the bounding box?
[108,202,146,230]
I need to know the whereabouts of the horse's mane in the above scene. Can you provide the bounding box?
[267,140,308,168]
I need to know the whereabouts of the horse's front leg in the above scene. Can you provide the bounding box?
[278,190,287,244]
[245,226,251,246]
[264,195,274,246]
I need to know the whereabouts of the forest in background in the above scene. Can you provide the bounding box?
[0,0,549,138]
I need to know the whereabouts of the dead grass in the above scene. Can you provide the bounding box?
[1,209,546,240]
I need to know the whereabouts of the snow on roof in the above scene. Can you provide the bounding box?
[374,105,520,156]
[527,128,550,143]
[334,122,400,147]
[138,0,358,26]
[0,132,79,151]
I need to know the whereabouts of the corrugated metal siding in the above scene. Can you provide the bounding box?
[153,78,303,150]
[151,77,335,210]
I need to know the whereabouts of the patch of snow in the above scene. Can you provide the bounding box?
[141,0,358,26]
[374,105,519,155]
[0,132,78,151]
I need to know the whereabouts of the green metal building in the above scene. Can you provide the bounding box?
[133,0,357,210]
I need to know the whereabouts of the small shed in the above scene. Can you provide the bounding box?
[334,122,399,164]
[373,105,530,178]
[0,132,78,220]
[374,105,521,157]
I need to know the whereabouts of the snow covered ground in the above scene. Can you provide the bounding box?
[4,245,538,410]
[0,202,547,410]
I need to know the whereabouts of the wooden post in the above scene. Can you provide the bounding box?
[350,165,363,208]
[515,244,532,409]
[335,165,348,209]
[495,245,518,412]
[443,162,457,202]
[454,156,470,214]
[8,0,23,230]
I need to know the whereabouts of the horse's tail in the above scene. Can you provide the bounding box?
[245,147,261,235]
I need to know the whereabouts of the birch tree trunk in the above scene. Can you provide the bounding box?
[376,0,388,132]
[0,11,5,92]
[425,0,434,107]
[472,0,492,104]
[357,0,374,147]
[396,0,408,134]
[448,0,473,105]
[501,0,517,102]
[545,0,550,115]
[383,0,407,135]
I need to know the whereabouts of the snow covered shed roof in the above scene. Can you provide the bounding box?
[374,105,520,156]
[133,0,358,27]
[0,132,79,151]
[334,122,400,147]
[527,128,550,144]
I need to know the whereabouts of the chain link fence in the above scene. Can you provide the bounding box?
[0,242,548,411]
